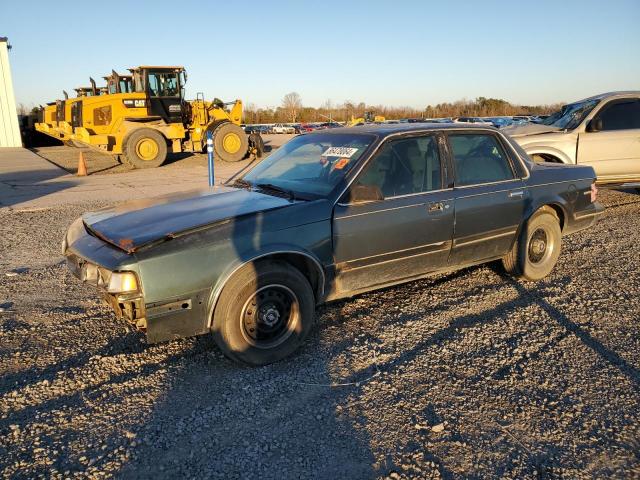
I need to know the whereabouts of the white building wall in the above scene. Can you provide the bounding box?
[0,38,22,147]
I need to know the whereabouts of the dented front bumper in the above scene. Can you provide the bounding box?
[66,252,147,331]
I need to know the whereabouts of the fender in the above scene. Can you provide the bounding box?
[205,245,326,329]
[513,190,570,248]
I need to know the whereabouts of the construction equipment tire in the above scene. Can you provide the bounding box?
[122,128,168,169]
[213,122,249,162]
[248,132,265,158]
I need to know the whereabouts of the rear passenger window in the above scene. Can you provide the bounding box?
[598,100,640,131]
[357,136,441,198]
[449,134,514,186]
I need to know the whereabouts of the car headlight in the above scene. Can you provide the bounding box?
[107,272,139,294]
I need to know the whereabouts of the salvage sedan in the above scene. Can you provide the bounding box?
[63,124,603,365]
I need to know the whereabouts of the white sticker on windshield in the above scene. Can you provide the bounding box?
[321,147,359,158]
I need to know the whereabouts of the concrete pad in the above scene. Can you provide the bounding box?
[0,148,243,210]
[0,134,295,211]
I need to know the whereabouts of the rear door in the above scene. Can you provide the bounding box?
[332,133,454,294]
[578,98,640,181]
[446,132,527,266]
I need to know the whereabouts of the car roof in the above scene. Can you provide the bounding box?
[307,123,497,138]
[577,91,640,102]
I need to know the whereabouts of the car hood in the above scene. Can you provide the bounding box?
[503,123,563,138]
[82,186,294,253]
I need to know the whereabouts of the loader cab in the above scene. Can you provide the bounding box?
[74,87,97,97]
[130,66,186,124]
[105,71,133,94]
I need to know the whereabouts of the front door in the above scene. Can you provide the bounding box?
[446,132,526,266]
[146,70,184,124]
[578,98,640,182]
[332,134,454,295]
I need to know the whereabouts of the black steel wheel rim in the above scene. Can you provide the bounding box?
[528,227,549,264]
[240,285,299,348]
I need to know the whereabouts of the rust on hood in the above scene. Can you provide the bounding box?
[118,238,135,251]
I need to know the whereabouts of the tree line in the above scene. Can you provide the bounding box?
[243,92,563,124]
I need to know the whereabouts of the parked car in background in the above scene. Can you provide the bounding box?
[453,117,493,125]
[293,124,314,134]
[272,123,296,134]
[244,125,264,135]
[485,117,514,129]
[506,91,640,185]
[63,124,602,365]
[317,122,341,129]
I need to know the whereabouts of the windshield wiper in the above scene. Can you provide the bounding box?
[255,183,306,201]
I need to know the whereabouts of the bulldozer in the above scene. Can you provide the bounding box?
[36,66,253,168]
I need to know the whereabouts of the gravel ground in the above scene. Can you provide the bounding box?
[0,188,639,479]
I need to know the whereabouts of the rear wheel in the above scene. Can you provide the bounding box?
[122,128,167,169]
[212,122,249,162]
[502,206,562,281]
[212,260,315,365]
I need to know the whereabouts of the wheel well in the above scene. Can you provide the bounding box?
[259,253,324,301]
[123,126,169,145]
[540,204,566,231]
[531,153,563,164]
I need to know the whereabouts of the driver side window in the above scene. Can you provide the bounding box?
[597,100,640,131]
[355,136,442,199]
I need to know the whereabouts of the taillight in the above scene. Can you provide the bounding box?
[590,182,598,203]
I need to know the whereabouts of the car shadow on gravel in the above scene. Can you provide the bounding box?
[321,264,640,476]
[342,266,640,389]
[499,274,640,388]
[108,334,378,479]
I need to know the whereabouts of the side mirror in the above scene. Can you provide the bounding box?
[587,118,603,132]
[346,184,384,203]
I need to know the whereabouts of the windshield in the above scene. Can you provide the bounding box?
[240,133,375,198]
[542,99,600,130]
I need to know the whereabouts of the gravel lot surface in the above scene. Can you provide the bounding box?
[1,169,639,478]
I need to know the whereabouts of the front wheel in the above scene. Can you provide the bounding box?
[121,128,168,169]
[502,206,562,281]
[212,260,315,365]
[212,122,249,162]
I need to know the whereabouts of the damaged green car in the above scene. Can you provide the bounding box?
[63,124,603,365]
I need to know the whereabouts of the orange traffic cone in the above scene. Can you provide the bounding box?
[77,151,87,176]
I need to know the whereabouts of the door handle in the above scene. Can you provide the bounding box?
[509,190,524,198]
[428,202,444,212]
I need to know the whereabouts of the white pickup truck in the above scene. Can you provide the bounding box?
[271,123,295,134]
[506,91,640,185]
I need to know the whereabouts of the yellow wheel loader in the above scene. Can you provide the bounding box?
[37,66,252,168]
[37,81,104,145]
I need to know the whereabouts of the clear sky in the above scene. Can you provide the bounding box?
[2,0,639,109]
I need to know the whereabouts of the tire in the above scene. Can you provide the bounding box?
[212,122,249,162]
[248,132,265,158]
[121,128,167,169]
[502,206,562,281]
[212,260,315,366]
